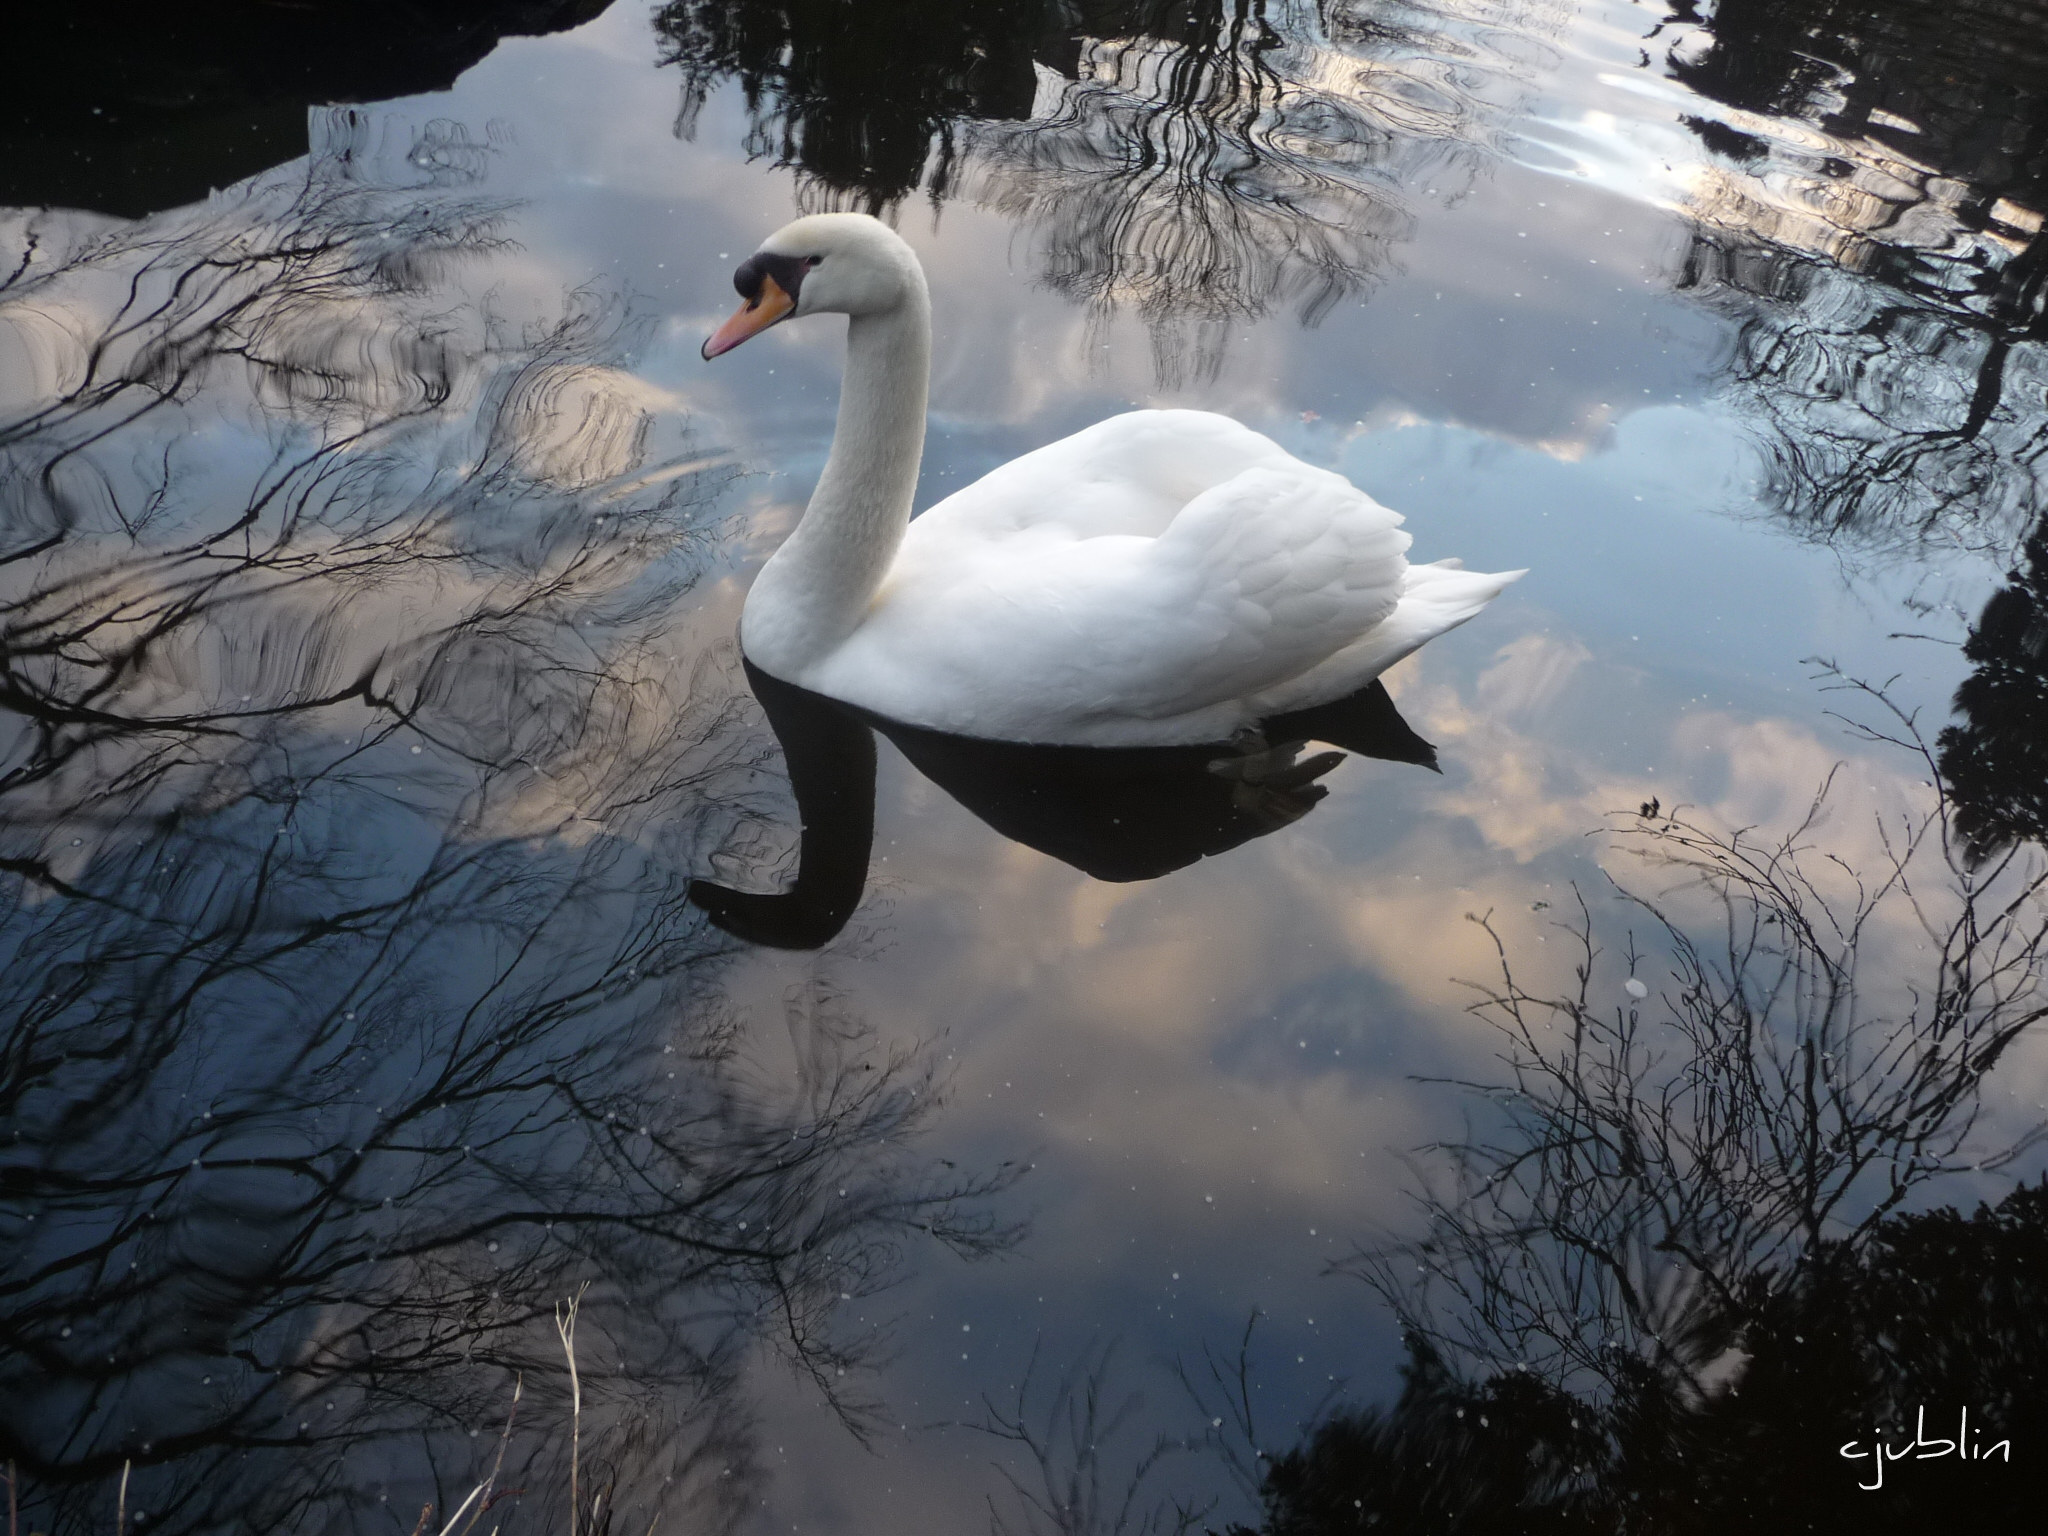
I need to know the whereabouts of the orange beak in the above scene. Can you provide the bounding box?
[702,274,795,359]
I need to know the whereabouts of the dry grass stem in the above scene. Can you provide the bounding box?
[434,1487,484,1536]
[448,1373,524,1536]
[556,1286,589,1536]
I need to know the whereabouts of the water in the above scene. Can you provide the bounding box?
[4,0,2046,1530]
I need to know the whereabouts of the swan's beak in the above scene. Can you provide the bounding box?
[703,275,795,360]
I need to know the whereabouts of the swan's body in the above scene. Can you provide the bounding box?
[705,214,1521,747]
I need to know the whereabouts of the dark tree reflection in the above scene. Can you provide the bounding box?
[1659,0,2048,864]
[960,0,1540,379]
[1666,0,2048,565]
[1275,699,2048,1531]
[1,128,1017,1536]
[1235,1187,2048,1533]
[657,0,1058,207]
[5,0,616,216]
[658,0,1552,378]
[1939,526,2048,862]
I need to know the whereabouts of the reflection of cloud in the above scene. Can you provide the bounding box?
[0,288,95,413]
[492,361,685,488]
[875,626,1953,1107]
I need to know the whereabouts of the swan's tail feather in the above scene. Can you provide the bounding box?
[1389,563,1523,646]
[1247,562,1524,719]
[1404,560,1525,614]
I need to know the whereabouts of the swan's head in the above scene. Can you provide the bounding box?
[702,213,923,361]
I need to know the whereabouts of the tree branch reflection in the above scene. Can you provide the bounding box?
[657,0,1553,380]
[960,0,1536,380]
[1,130,1020,1535]
[1263,682,2048,1527]
[1667,0,2047,566]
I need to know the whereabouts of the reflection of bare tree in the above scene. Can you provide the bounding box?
[1667,0,2048,564]
[656,0,1057,208]
[1679,232,2047,566]
[656,0,1554,380]
[1,134,1018,1535]
[963,0,1542,379]
[1664,0,2048,874]
[970,1341,1213,1536]
[1196,693,2048,1529]
[1349,688,2048,1401]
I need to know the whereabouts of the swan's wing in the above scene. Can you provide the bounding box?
[1129,462,1413,713]
[842,458,1412,733]
[914,409,1298,541]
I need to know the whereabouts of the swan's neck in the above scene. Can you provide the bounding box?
[744,281,930,677]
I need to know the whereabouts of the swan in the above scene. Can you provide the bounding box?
[702,212,1522,747]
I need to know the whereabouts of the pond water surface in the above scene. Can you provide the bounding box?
[6,1,2048,1531]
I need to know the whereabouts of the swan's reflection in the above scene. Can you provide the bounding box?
[689,659,1438,949]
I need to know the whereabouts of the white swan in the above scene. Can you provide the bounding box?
[702,213,1522,748]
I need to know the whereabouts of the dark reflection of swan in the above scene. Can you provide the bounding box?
[688,659,1437,950]
[1,148,1015,1534]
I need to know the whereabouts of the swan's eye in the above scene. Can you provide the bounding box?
[805,256,824,268]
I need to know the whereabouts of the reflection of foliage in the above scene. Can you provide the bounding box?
[1669,0,2048,564]
[656,0,1056,207]
[1941,525,2048,863]
[0,136,1017,1535]
[1231,1340,1594,1534]
[1350,704,2048,1400]
[1239,1185,2048,1531]
[6,0,615,217]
